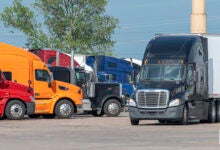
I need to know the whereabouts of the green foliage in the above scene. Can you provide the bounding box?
[0,0,119,55]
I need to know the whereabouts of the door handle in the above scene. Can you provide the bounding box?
[35,93,40,96]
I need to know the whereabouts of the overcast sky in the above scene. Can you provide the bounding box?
[1,0,220,59]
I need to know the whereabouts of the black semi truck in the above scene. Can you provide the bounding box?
[49,66,126,117]
[128,34,220,125]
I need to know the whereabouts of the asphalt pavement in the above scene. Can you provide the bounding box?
[0,112,219,150]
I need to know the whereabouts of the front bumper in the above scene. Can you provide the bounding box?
[129,105,184,121]
[25,102,35,115]
[76,104,84,114]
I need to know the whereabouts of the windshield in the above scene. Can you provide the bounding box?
[140,65,185,81]
[98,74,111,82]
[76,72,86,82]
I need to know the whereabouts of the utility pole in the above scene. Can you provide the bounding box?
[191,0,207,34]
[94,55,98,82]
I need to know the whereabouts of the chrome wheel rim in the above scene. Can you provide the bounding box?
[60,103,71,116]
[10,104,23,118]
[108,103,119,115]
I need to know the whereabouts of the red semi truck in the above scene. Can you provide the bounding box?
[0,70,35,120]
[29,49,79,67]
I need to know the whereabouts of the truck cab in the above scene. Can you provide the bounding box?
[49,66,126,117]
[129,35,211,125]
[0,70,35,120]
[49,66,94,99]
[86,55,141,98]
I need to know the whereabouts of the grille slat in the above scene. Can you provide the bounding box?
[136,90,169,108]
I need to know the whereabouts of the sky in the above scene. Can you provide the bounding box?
[1,0,220,60]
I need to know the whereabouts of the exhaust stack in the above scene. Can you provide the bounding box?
[191,0,207,34]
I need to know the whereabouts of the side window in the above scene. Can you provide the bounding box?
[126,74,131,83]
[3,72,12,81]
[35,70,50,82]
[111,74,117,80]
[48,57,56,64]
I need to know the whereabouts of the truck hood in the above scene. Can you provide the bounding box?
[136,81,185,94]
[52,80,81,93]
[5,80,34,97]
[7,80,29,92]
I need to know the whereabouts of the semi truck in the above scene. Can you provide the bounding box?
[49,66,126,117]
[129,34,220,125]
[86,55,141,97]
[0,70,35,120]
[0,42,83,119]
[29,49,79,67]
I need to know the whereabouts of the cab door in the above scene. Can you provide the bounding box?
[33,60,54,113]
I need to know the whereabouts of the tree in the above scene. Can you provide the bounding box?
[0,0,119,55]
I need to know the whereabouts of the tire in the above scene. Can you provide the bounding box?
[55,100,74,119]
[103,99,121,117]
[42,114,56,119]
[180,104,188,125]
[130,119,139,125]
[91,110,104,117]
[208,101,216,123]
[216,101,220,123]
[5,100,26,120]
[28,114,41,118]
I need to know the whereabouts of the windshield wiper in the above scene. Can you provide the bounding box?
[168,78,175,81]
[140,78,152,81]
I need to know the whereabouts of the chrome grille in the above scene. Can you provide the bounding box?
[136,90,169,108]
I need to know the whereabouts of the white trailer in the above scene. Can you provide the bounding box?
[203,35,220,98]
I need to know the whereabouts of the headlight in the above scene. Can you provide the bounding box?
[169,98,181,107]
[129,98,136,107]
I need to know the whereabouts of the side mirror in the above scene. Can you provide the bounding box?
[50,72,54,82]
[28,80,32,86]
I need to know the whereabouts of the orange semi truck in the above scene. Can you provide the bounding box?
[0,42,83,119]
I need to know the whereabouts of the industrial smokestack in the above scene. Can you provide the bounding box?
[191,0,207,34]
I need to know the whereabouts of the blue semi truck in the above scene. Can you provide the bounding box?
[86,55,141,98]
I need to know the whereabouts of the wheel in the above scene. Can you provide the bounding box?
[5,100,26,120]
[103,99,121,117]
[42,114,56,119]
[55,100,74,119]
[216,101,220,122]
[180,104,188,125]
[28,114,41,118]
[91,110,104,117]
[208,101,216,123]
[130,119,139,125]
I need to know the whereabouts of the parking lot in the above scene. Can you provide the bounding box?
[0,112,219,150]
